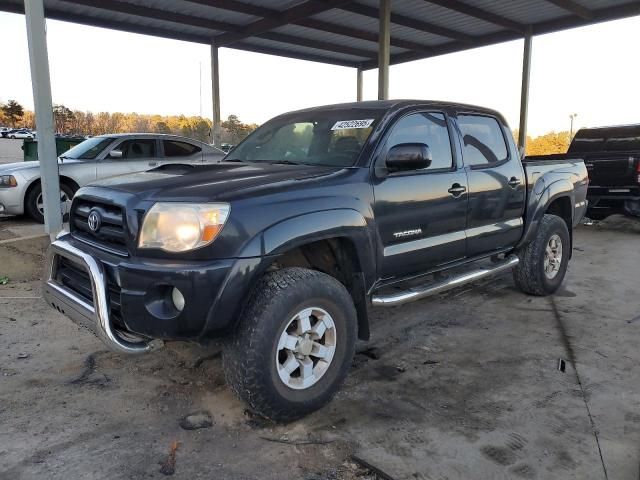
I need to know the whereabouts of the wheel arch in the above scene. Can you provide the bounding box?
[203,210,375,341]
[23,175,80,212]
[517,178,575,252]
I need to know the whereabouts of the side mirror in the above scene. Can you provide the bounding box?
[386,143,432,171]
[109,149,123,159]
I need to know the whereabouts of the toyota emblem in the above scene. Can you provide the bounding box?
[87,210,102,232]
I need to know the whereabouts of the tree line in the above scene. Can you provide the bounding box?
[0,99,258,145]
[1,99,576,154]
[512,129,573,156]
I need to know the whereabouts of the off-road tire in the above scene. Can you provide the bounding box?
[25,182,74,223]
[513,214,570,296]
[223,267,357,423]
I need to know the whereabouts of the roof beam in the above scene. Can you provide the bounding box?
[188,0,436,53]
[0,0,361,66]
[543,0,594,20]
[361,1,640,70]
[229,41,358,67]
[59,0,240,32]
[340,3,476,43]
[0,0,213,43]
[260,31,377,58]
[422,0,526,34]
[213,0,354,47]
[182,0,275,19]
[59,0,375,59]
[297,17,433,53]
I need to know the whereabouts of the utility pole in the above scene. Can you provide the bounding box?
[199,61,202,118]
[569,113,578,140]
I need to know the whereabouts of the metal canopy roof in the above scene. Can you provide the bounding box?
[2,0,640,69]
[2,0,639,69]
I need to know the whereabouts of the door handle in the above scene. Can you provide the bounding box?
[508,177,521,188]
[447,184,467,197]
[148,161,158,167]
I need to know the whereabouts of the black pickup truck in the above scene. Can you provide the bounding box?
[44,101,588,421]
[570,124,640,218]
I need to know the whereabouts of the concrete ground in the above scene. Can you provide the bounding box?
[0,138,24,165]
[0,216,639,480]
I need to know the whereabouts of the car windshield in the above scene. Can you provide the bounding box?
[62,137,114,159]
[228,109,382,167]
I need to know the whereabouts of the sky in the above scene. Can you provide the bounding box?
[0,11,639,137]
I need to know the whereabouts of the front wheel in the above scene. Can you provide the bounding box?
[223,267,357,422]
[513,214,570,296]
[25,182,75,223]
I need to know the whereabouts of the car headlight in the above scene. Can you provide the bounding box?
[138,203,230,252]
[0,175,17,187]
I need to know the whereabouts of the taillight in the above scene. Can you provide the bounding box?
[636,158,640,184]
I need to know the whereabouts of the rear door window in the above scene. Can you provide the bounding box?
[163,140,201,157]
[457,115,508,167]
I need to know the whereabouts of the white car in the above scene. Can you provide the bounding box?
[8,130,34,139]
[0,133,225,222]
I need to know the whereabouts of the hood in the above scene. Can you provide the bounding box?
[0,158,82,175]
[88,161,346,201]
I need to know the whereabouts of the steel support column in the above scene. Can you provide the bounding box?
[377,0,390,100]
[518,31,532,152]
[24,0,62,235]
[356,67,363,102]
[210,43,222,147]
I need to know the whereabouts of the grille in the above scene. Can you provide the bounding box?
[55,257,123,325]
[72,200,128,255]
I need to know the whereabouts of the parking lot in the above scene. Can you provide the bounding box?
[1,215,638,480]
[0,138,24,165]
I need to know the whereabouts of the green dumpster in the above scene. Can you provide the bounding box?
[22,136,86,161]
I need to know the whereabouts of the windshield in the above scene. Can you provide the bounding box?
[62,137,114,159]
[228,109,382,167]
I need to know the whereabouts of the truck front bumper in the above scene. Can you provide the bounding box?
[43,234,260,354]
[44,237,157,353]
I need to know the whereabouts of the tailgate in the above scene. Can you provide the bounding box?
[585,153,639,186]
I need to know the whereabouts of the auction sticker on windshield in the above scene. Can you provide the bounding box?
[331,119,375,130]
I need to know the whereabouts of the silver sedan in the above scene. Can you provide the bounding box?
[0,133,224,222]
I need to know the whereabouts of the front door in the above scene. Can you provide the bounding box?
[373,111,468,279]
[98,138,160,177]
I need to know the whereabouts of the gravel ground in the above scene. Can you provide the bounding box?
[0,218,639,479]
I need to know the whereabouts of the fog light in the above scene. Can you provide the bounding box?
[171,287,185,312]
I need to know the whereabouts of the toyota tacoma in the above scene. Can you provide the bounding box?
[44,100,588,421]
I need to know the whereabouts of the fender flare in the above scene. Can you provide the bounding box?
[517,177,575,249]
[203,209,375,340]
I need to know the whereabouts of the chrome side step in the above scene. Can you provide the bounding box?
[371,254,519,307]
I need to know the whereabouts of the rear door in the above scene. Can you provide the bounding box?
[373,111,468,279]
[455,113,526,257]
[161,139,204,165]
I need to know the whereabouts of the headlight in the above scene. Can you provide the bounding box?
[138,203,230,252]
[0,175,17,187]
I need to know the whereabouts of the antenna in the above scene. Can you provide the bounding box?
[199,61,203,118]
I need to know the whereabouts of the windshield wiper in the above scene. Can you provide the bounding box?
[223,158,245,162]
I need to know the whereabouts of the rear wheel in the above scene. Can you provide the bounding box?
[25,182,74,223]
[513,214,570,296]
[223,267,357,422]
